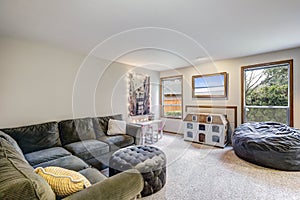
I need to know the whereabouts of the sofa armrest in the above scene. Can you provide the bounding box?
[126,124,142,145]
[63,169,143,200]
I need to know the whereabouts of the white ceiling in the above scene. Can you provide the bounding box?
[1,0,300,71]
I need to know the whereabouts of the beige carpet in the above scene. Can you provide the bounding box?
[142,133,300,200]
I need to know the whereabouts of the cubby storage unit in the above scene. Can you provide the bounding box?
[183,113,228,148]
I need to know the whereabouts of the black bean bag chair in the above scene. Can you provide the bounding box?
[232,122,300,171]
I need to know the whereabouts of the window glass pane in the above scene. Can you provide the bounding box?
[161,77,182,118]
[194,75,224,96]
[246,107,288,124]
[245,65,288,106]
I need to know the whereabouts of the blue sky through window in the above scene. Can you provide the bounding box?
[195,75,224,88]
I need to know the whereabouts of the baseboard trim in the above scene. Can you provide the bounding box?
[163,131,183,135]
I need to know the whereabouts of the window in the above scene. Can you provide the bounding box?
[192,72,227,98]
[241,60,293,126]
[161,75,183,119]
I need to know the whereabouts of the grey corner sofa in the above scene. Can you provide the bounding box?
[0,114,144,200]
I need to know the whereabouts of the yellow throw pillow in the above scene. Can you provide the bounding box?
[34,166,91,197]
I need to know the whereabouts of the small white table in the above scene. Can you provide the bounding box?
[131,120,162,145]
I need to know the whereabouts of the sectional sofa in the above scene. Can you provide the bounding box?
[0,114,144,199]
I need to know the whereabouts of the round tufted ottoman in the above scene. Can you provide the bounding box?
[232,122,300,171]
[109,145,166,197]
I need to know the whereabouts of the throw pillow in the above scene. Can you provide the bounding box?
[107,119,126,135]
[34,166,91,197]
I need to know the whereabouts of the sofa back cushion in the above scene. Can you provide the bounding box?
[1,122,61,154]
[0,131,25,160]
[92,114,123,139]
[0,138,55,200]
[58,117,96,146]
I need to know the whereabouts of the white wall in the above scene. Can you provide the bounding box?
[0,36,160,128]
[1,36,298,129]
[95,62,160,121]
[161,47,300,131]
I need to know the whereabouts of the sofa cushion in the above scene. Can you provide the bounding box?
[63,169,144,200]
[83,157,110,171]
[98,135,134,150]
[92,114,123,139]
[25,147,72,166]
[35,166,91,197]
[0,131,26,161]
[64,140,109,161]
[1,121,61,154]
[33,155,89,172]
[78,168,107,184]
[0,138,55,200]
[59,117,96,146]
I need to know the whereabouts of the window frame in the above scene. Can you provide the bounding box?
[160,75,183,119]
[241,59,294,126]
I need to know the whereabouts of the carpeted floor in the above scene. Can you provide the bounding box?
[142,133,300,200]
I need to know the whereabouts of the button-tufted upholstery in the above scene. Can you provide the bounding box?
[109,145,166,197]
